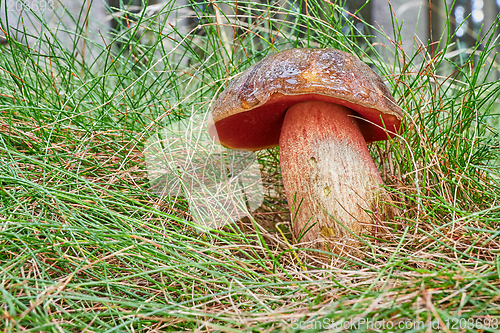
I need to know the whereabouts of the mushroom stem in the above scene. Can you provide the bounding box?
[279,100,391,246]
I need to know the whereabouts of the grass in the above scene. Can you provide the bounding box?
[1,0,500,331]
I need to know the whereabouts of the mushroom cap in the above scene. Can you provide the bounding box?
[209,48,402,151]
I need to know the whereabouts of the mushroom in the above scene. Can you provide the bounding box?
[208,48,402,247]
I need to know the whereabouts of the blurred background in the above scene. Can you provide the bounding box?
[2,0,499,62]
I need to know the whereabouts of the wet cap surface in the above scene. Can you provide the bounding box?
[209,48,402,151]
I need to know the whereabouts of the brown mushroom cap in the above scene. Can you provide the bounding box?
[208,48,402,151]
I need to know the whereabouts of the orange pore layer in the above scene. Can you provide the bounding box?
[209,94,400,151]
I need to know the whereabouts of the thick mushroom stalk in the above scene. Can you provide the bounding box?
[280,101,391,245]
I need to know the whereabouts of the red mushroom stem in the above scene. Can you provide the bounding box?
[279,100,390,246]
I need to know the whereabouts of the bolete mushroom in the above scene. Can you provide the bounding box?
[208,48,402,247]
